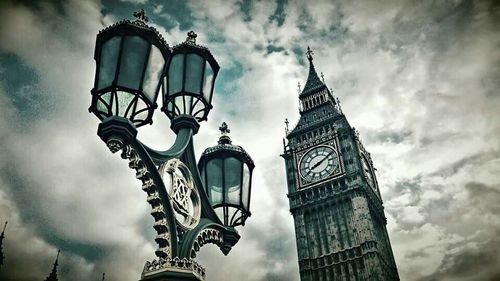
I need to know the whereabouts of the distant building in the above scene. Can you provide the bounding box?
[282,48,399,280]
[0,221,6,267]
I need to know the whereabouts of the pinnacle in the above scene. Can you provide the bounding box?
[300,46,326,97]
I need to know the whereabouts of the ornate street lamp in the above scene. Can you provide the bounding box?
[89,10,255,281]
[198,122,254,227]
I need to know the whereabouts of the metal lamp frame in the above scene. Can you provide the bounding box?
[90,19,170,127]
[97,115,241,261]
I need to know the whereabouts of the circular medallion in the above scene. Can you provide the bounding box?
[159,159,201,230]
[299,145,339,183]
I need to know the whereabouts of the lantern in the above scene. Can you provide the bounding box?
[90,10,170,127]
[162,31,219,122]
[198,122,254,226]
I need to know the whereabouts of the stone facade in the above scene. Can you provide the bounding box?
[282,51,399,281]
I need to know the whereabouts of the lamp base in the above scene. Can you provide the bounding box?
[140,258,205,281]
[170,114,200,135]
[97,116,138,153]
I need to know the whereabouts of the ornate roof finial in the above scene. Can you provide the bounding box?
[321,72,325,83]
[297,82,302,94]
[0,221,7,267]
[133,8,149,23]
[44,250,60,281]
[300,46,325,97]
[186,30,197,44]
[218,122,232,144]
[306,46,314,61]
[336,97,343,113]
[219,122,230,135]
[285,118,290,134]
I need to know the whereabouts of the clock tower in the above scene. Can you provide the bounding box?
[282,48,399,281]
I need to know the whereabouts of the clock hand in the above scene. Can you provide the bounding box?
[310,151,335,170]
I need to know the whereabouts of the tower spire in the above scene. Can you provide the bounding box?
[0,221,7,267]
[44,250,60,281]
[306,46,314,61]
[300,46,326,97]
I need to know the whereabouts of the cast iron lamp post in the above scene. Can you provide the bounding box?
[89,10,254,281]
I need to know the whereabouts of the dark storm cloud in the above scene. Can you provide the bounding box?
[464,182,500,215]
[418,183,500,281]
[429,151,500,179]
[366,129,413,144]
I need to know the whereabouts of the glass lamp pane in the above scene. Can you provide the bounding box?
[185,54,204,94]
[131,97,148,122]
[175,96,185,115]
[168,54,184,95]
[215,207,224,223]
[116,91,136,117]
[192,101,205,117]
[133,110,149,124]
[227,207,239,225]
[97,36,121,90]
[206,158,223,205]
[142,45,165,102]
[224,157,242,205]
[185,95,193,114]
[242,164,250,210]
[202,62,214,101]
[200,166,205,188]
[117,36,149,90]
[97,92,111,113]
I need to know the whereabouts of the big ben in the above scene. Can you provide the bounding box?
[282,47,399,281]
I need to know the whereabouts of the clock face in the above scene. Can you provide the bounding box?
[361,155,375,188]
[299,145,339,183]
[159,159,201,230]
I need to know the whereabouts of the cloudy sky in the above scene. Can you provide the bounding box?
[0,0,499,280]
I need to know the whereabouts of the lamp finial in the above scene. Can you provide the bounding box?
[219,122,230,135]
[186,31,197,44]
[218,122,232,144]
[133,8,149,23]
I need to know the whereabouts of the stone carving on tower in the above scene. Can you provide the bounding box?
[282,47,399,280]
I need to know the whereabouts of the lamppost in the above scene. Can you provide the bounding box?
[89,10,254,281]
